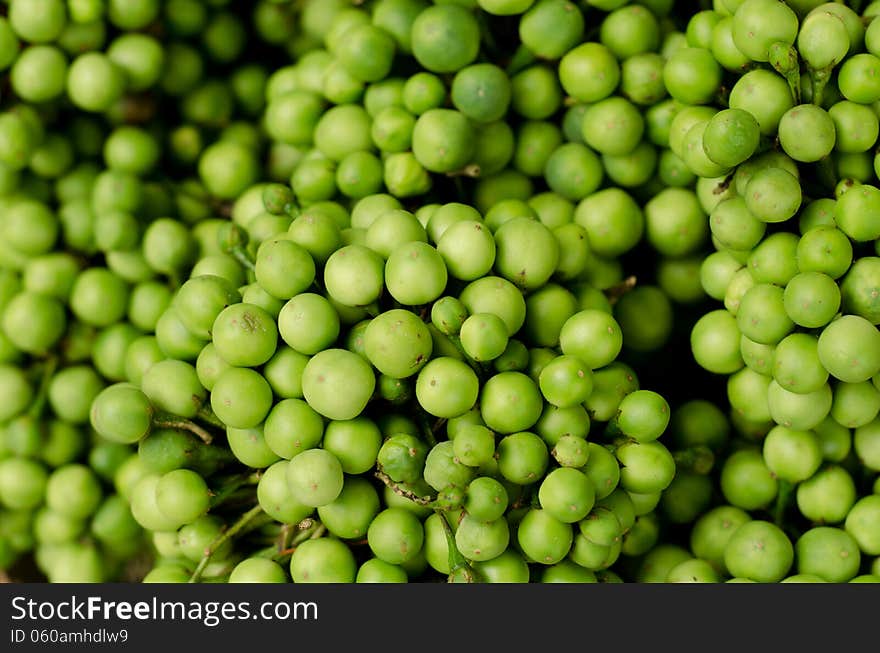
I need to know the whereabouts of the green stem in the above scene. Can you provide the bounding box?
[476,10,499,59]
[276,522,295,553]
[250,545,281,560]
[754,135,776,157]
[774,480,794,527]
[153,414,215,445]
[197,405,226,430]
[189,505,264,583]
[448,335,491,380]
[309,275,326,296]
[780,69,801,106]
[235,511,278,534]
[769,42,801,105]
[438,509,478,583]
[229,245,256,272]
[603,418,624,441]
[810,65,833,108]
[363,302,381,318]
[374,470,436,506]
[505,43,536,77]
[27,356,58,419]
[209,472,261,508]
[418,415,439,448]
[252,523,286,544]
[272,519,326,562]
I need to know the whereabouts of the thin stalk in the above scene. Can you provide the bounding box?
[189,505,264,583]
[774,480,794,527]
[229,246,256,272]
[810,65,834,108]
[209,472,261,508]
[276,523,294,554]
[418,415,439,448]
[448,334,492,380]
[446,164,481,178]
[374,470,436,506]
[605,276,637,305]
[769,42,801,105]
[505,43,536,77]
[153,414,215,445]
[477,10,499,60]
[272,520,326,561]
[27,356,58,419]
[438,510,478,584]
[197,405,226,430]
